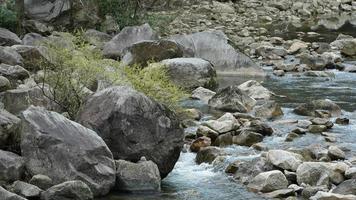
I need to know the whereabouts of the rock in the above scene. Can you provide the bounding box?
[170,31,264,75]
[247,170,288,193]
[333,179,356,195]
[345,167,356,179]
[0,150,25,183]
[302,185,329,199]
[41,181,93,200]
[238,80,273,100]
[335,118,349,125]
[292,128,307,135]
[256,45,288,59]
[183,108,202,120]
[310,191,356,200]
[288,41,308,54]
[190,136,211,152]
[225,160,241,174]
[0,186,27,200]
[213,132,233,147]
[11,45,48,71]
[303,71,335,78]
[122,40,183,67]
[267,150,303,171]
[0,28,21,46]
[9,181,42,199]
[341,39,356,56]
[0,109,21,149]
[191,87,216,104]
[23,19,54,34]
[294,99,341,117]
[0,64,30,82]
[21,106,116,196]
[0,47,23,66]
[0,76,11,92]
[77,86,184,178]
[209,85,256,112]
[299,53,328,71]
[29,174,53,190]
[160,58,217,90]
[297,120,313,129]
[196,146,223,164]
[284,170,297,184]
[115,159,161,192]
[311,118,333,127]
[328,146,345,160]
[273,70,285,76]
[264,188,295,198]
[103,24,158,59]
[233,130,263,147]
[101,15,120,34]
[196,126,219,142]
[245,120,274,136]
[22,33,45,46]
[84,29,112,49]
[308,125,328,133]
[285,132,300,142]
[202,113,240,134]
[254,101,283,119]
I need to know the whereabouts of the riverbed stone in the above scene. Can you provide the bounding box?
[0,109,21,149]
[0,76,11,92]
[267,150,303,171]
[254,101,283,119]
[233,130,263,147]
[9,181,43,199]
[0,64,30,82]
[308,125,328,133]
[238,80,273,100]
[0,186,27,200]
[302,185,329,199]
[196,126,219,142]
[29,174,53,190]
[332,179,356,195]
[21,106,116,196]
[345,167,356,179]
[202,113,240,134]
[328,146,346,160]
[294,99,341,117]
[335,118,349,125]
[247,170,288,193]
[196,146,224,164]
[41,180,93,200]
[310,191,356,200]
[191,87,216,104]
[0,47,23,66]
[190,136,211,152]
[0,28,21,46]
[341,39,356,57]
[77,86,184,178]
[0,150,25,183]
[213,132,233,147]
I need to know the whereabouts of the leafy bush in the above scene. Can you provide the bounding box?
[0,0,17,31]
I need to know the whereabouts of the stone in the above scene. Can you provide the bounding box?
[11,45,48,71]
[308,125,328,133]
[254,101,283,119]
[345,167,356,179]
[41,181,93,200]
[335,118,349,125]
[122,40,183,67]
[84,29,112,49]
[310,191,356,200]
[247,170,288,193]
[0,186,26,200]
[22,33,45,46]
[170,31,264,75]
[0,109,21,149]
[245,120,274,136]
[183,108,202,120]
[77,86,184,178]
[333,179,356,195]
[0,150,25,183]
[9,181,42,199]
[213,132,233,147]
[202,113,240,134]
[196,126,219,142]
[294,99,341,117]
[303,71,335,78]
[196,147,223,164]
[328,146,345,160]
[256,45,288,59]
[0,47,23,66]
[29,174,53,190]
[297,120,312,129]
[288,41,308,54]
[273,69,285,76]
[21,106,116,196]
[341,39,356,56]
[209,85,256,112]
[103,23,158,59]
[299,53,328,71]
[115,159,161,192]
[285,132,300,142]
[23,19,54,34]
[191,87,216,104]
[267,150,303,171]
[264,188,295,198]
[238,80,273,100]
[0,76,11,92]
[0,28,21,46]
[190,136,211,152]
[0,64,30,82]
[160,58,217,90]
[233,130,263,147]
[225,160,240,174]
[302,185,329,199]
[311,118,333,127]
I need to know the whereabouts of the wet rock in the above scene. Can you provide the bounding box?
[21,106,116,196]
[335,118,349,125]
[294,99,341,117]
[77,86,184,178]
[41,180,93,200]
[0,47,23,66]
[196,146,223,164]
[345,167,356,179]
[308,125,328,133]
[299,53,328,71]
[238,80,273,100]
[285,132,300,142]
[332,179,356,195]
[196,126,219,142]
[115,159,161,192]
[0,186,26,200]
[303,71,335,78]
[256,45,288,59]
[0,28,21,46]
[315,110,332,118]
[328,146,345,160]
[122,40,183,67]
[267,150,303,171]
[190,136,211,152]
[288,41,308,54]
[302,185,329,199]
[297,120,312,129]
[29,174,53,190]
[161,58,217,90]
[11,45,48,71]
[273,69,285,76]
[225,160,240,174]
[245,120,274,136]
[0,109,21,149]
[213,132,233,147]
[0,64,30,82]
[84,29,112,49]
[292,128,307,135]
[9,181,43,199]
[191,87,216,104]
[0,76,11,92]
[103,24,158,59]
[183,108,202,120]
[0,150,25,183]
[233,130,263,147]
[202,113,240,134]
[22,33,45,46]
[311,118,334,128]
[247,170,288,193]
[254,101,283,119]
[310,191,356,200]
[341,39,356,57]
[209,85,256,112]
[264,188,295,198]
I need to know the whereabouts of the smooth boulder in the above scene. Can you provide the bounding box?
[9,181,43,199]
[294,99,341,117]
[0,186,26,200]
[0,150,25,183]
[21,106,116,196]
[247,170,288,193]
[267,150,303,171]
[77,86,184,178]
[0,47,23,66]
[238,80,274,100]
[41,181,93,200]
[0,28,21,46]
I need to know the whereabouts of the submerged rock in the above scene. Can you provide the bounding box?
[247,170,288,193]
[41,181,93,200]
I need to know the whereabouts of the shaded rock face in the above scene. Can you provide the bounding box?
[0,47,23,66]
[209,85,256,112]
[310,191,356,200]
[103,24,158,59]
[0,150,25,183]
[196,146,223,164]
[247,170,288,193]
[77,86,184,178]
[161,58,218,90]
[41,180,93,200]
[9,181,43,199]
[0,28,22,46]
[294,99,342,117]
[169,30,265,75]
[21,106,116,196]
[115,159,161,192]
[122,40,183,67]
[0,109,21,149]
[333,179,356,195]
[0,186,27,200]
[233,130,263,147]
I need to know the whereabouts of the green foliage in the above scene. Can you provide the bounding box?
[0,0,17,31]
[124,63,188,111]
[145,12,177,35]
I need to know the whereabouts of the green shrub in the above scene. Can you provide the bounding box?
[0,0,17,31]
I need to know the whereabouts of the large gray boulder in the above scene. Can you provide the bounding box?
[0,186,27,200]
[115,159,161,192]
[209,85,256,112]
[0,76,11,92]
[41,180,93,200]
[294,99,342,117]
[0,150,25,183]
[0,28,21,46]
[160,58,217,90]
[0,109,21,149]
[103,23,158,59]
[77,86,184,178]
[191,87,216,104]
[122,40,183,67]
[21,106,116,196]
[0,64,30,82]
[0,47,23,66]
[9,181,43,199]
[247,170,288,193]
[169,30,265,75]
[267,150,303,171]
[11,45,48,71]
[238,80,273,100]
